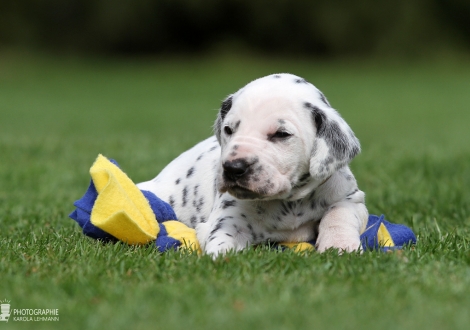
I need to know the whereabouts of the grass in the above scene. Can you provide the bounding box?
[1,51,470,329]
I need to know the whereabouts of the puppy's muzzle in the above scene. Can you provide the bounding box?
[223,159,251,181]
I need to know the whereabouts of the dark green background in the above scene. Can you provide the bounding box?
[1,0,469,58]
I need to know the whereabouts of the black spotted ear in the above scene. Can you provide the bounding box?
[305,102,360,181]
[214,95,233,143]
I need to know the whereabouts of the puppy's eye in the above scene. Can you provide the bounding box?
[224,126,233,135]
[269,130,292,141]
[271,131,292,139]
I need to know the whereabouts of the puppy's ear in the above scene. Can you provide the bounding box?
[305,102,360,181]
[214,95,233,143]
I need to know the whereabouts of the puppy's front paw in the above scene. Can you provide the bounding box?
[316,232,362,253]
[204,241,238,259]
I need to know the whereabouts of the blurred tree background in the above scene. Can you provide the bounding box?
[0,0,469,58]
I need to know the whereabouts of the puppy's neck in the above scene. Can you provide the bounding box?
[285,175,331,201]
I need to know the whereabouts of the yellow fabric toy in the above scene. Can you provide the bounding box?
[69,155,201,253]
[90,154,159,244]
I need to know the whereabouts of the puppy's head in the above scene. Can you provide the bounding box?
[214,73,360,201]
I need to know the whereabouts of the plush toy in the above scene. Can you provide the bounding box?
[69,155,200,253]
[70,155,416,254]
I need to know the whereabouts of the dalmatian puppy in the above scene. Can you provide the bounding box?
[137,73,368,256]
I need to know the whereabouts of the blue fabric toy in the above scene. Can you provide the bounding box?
[70,155,416,253]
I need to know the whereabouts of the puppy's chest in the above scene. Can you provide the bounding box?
[255,198,326,232]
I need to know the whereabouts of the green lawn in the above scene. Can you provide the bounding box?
[1,51,469,329]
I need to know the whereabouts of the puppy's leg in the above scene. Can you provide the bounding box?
[196,197,253,257]
[316,201,368,253]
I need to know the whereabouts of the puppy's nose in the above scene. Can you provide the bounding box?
[223,159,250,180]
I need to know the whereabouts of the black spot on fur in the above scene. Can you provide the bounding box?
[305,103,326,133]
[233,145,239,150]
[320,157,334,173]
[220,96,233,121]
[298,172,310,183]
[286,201,296,210]
[240,213,247,218]
[280,202,291,215]
[230,151,238,157]
[190,216,197,225]
[175,178,181,185]
[295,78,307,84]
[327,122,351,158]
[293,181,310,189]
[186,167,195,178]
[182,187,188,206]
[209,145,218,152]
[196,153,204,161]
[193,196,204,212]
[273,75,281,78]
[210,220,225,236]
[221,199,237,209]
[169,195,175,208]
[232,224,240,234]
